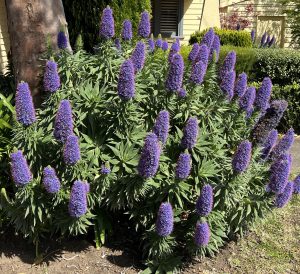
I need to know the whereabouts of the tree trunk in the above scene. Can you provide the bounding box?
[5,0,70,103]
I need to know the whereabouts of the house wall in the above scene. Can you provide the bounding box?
[220,0,293,48]
[0,0,10,73]
[182,0,220,42]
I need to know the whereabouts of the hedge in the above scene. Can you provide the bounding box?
[63,0,151,51]
[189,28,253,48]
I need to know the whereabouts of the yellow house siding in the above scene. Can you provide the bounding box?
[0,0,10,73]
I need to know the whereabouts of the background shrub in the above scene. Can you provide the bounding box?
[63,0,151,51]
[189,28,253,48]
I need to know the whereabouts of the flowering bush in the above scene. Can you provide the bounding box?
[1,8,298,272]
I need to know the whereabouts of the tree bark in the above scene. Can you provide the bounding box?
[5,0,69,103]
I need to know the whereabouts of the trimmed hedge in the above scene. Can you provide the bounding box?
[189,28,253,48]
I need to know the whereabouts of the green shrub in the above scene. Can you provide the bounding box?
[63,0,151,51]
[189,28,253,48]
[2,17,291,272]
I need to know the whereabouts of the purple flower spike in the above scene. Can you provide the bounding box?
[117,59,135,100]
[101,164,111,175]
[194,222,210,247]
[200,28,214,49]
[42,166,60,194]
[43,60,60,93]
[220,71,236,100]
[261,129,278,160]
[99,6,115,39]
[15,82,36,126]
[54,100,74,143]
[260,32,267,47]
[10,150,32,186]
[156,202,174,237]
[115,38,121,51]
[190,61,206,85]
[138,133,161,179]
[275,181,294,208]
[234,73,247,98]
[175,153,192,180]
[271,128,294,161]
[131,41,146,72]
[294,175,300,194]
[168,41,180,63]
[251,30,256,43]
[255,77,272,111]
[239,87,256,113]
[165,53,184,92]
[162,41,169,51]
[232,140,252,173]
[210,35,221,62]
[269,156,291,194]
[196,44,209,67]
[156,38,162,48]
[188,43,200,62]
[148,39,155,53]
[122,19,132,41]
[220,51,236,79]
[252,100,288,145]
[269,36,276,47]
[138,11,150,38]
[181,117,199,150]
[264,35,271,47]
[177,88,187,98]
[68,180,88,218]
[153,110,170,145]
[196,184,213,216]
[57,31,68,49]
[63,135,81,165]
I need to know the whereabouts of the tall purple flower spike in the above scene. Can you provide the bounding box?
[15,82,36,126]
[196,184,213,216]
[121,19,132,41]
[190,61,206,85]
[162,41,169,51]
[165,53,184,92]
[274,181,294,208]
[232,140,252,173]
[69,180,88,218]
[255,77,272,111]
[57,31,68,49]
[137,133,161,179]
[261,129,278,160]
[188,43,200,62]
[42,166,61,194]
[194,222,210,247]
[181,117,199,149]
[153,110,170,144]
[138,11,150,38]
[200,28,214,49]
[175,153,192,180]
[260,32,267,47]
[268,155,291,194]
[148,38,155,53]
[156,38,162,48]
[63,135,81,165]
[156,202,174,237]
[219,51,236,79]
[210,35,220,62]
[251,30,255,43]
[270,128,294,161]
[99,6,115,39]
[220,71,236,100]
[131,41,146,73]
[294,175,300,194]
[117,59,135,100]
[234,72,247,98]
[196,44,209,68]
[43,60,61,93]
[54,99,74,143]
[10,150,32,186]
[239,87,256,114]
[168,41,180,63]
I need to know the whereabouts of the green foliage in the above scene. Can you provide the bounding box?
[189,28,253,48]
[1,34,280,268]
[62,0,151,51]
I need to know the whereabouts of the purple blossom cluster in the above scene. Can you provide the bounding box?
[148,38,155,53]
[138,11,150,38]
[294,175,300,194]
[122,19,132,41]
[54,100,74,143]
[117,59,135,100]
[177,88,187,98]
[239,87,256,115]
[43,60,60,93]
[194,221,210,247]
[260,32,267,47]
[196,44,209,67]
[57,31,68,49]
[101,164,111,175]
[10,150,32,186]
[63,135,81,165]
[219,51,236,79]
[251,30,256,43]
[234,73,247,98]
[255,77,272,111]
[131,41,146,72]
[15,82,36,126]
[162,41,169,51]
[196,184,213,216]
[220,70,235,100]
[115,38,121,51]
[232,140,252,173]
[270,128,294,161]
[156,38,162,48]
[175,153,192,180]
[99,7,115,39]
[153,110,170,144]
[138,133,161,179]
[42,166,60,193]
[156,202,174,237]
[261,129,278,160]
[190,61,206,85]
[181,117,199,150]
[200,28,214,49]
[168,41,180,63]
[210,35,220,62]
[165,53,184,92]
[68,180,88,218]
[188,43,200,62]
[274,181,294,208]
